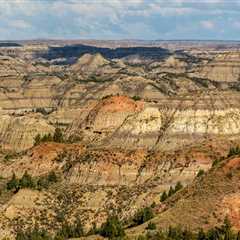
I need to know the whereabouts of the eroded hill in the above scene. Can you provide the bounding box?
[0,43,240,239]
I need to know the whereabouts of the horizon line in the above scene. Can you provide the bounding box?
[0,39,240,43]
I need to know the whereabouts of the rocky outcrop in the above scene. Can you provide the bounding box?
[70,53,110,76]
[66,93,240,151]
[149,55,188,74]
[67,95,144,143]
[195,52,240,82]
[0,139,229,237]
[0,114,54,151]
[127,155,240,235]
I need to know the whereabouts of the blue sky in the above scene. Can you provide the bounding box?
[0,0,240,40]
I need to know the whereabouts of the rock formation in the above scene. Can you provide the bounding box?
[0,42,240,238]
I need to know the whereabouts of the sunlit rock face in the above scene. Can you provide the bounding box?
[0,114,54,151]
[0,47,240,153]
[194,52,240,82]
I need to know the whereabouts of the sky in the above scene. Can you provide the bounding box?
[0,0,240,41]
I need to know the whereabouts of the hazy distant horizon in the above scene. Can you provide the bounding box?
[0,39,240,43]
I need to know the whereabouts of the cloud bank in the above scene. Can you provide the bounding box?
[0,0,239,40]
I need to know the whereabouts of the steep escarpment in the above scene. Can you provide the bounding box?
[108,105,240,150]
[127,153,240,237]
[65,92,240,151]
[0,114,54,151]
[194,52,240,82]
[70,53,110,74]
[67,95,144,144]
[0,139,222,237]
[0,56,66,112]
[0,136,237,238]
[1,44,240,238]
[1,51,240,152]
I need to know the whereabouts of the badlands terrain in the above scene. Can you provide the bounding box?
[0,40,240,239]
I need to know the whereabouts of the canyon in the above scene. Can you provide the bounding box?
[0,41,240,239]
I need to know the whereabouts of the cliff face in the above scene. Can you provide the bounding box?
[1,46,240,238]
[0,114,54,151]
[0,51,240,152]
[70,53,110,74]
[66,94,240,151]
[126,155,240,235]
[0,139,231,237]
[194,52,240,82]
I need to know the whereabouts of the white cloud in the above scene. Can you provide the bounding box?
[200,20,215,29]
[0,0,44,18]
[233,21,240,29]
[0,0,238,40]
[8,19,31,29]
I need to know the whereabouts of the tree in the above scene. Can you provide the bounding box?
[47,171,58,183]
[7,172,19,191]
[168,186,175,197]
[197,169,205,178]
[133,207,154,225]
[160,191,168,202]
[100,215,125,239]
[53,128,64,143]
[34,134,41,146]
[182,229,193,240]
[16,227,53,240]
[37,177,49,190]
[41,133,53,142]
[206,228,220,240]
[221,217,232,234]
[73,217,84,237]
[168,225,183,240]
[19,171,35,188]
[146,222,156,230]
[55,218,84,239]
[197,228,206,240]
[175,181,183,192]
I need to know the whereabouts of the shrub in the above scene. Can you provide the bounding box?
[146,222,156,230]
[228,146,240,157]
[226,172,233,179]
[19,171,35,189]
[37,171,58,190]
[174,181,183,192]
[131,95,141,101]
[34,128,64,146]
[4,153,16,162]
[137,235,147,240]
[160,191,168,202]
[87,222,97,235]
[196,169,205,178]
[160,182,183,202]
[34,134,41,146]
[151,202,156,208]
[16,227,52,240]
[35,107,49,115]
[34,133,52,146]
[55,217,84,239]
[197,228,206,240]
[168,186,175,197]
[212,159,219,167]
[100,215,125,239]
[7,171,58,191]
[7,173,19,191]
[47,171,58,183]
[53,128,64,143]
[133,207,154,225]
